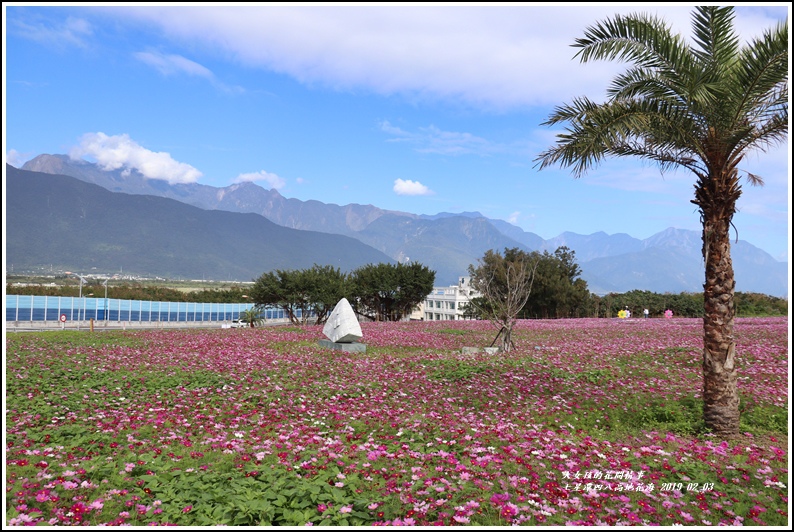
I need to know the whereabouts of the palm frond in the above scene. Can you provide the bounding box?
[535,98,706,177]
[573,11,692,74]
[690,6,739,69]
[732,21,789,123]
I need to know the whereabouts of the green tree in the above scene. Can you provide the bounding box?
[303,265,351,325]
[468,248,539,352]
[521,247,590,318]
[536,7,788,436]
[351,262,435,321]
[239,307,266,328]
[249,265,351,325]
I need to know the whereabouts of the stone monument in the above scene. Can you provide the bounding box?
[318,298,366,352]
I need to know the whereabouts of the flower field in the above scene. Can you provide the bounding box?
[5,317,789,526]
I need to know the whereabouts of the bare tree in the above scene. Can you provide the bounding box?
[467,248,539,352]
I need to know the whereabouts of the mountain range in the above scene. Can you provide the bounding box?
[6,165,393,281]
[9,154,789,297]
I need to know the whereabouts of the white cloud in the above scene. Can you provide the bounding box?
[12,15,93,49]
[134,51,244,94]
[394,178,433,196]
[380,121,496,156]
[111,6,786,110]
[135,51,214,79]
[507,211,520,225]
[6,149,28,167]
[69,132,202,184]
[234,170,285,189]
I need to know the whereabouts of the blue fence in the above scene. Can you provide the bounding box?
[5,295,290,323]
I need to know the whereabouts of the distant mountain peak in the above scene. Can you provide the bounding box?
[22,153,73,173]
[419,211,486,221]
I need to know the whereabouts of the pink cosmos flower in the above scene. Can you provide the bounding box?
[501,502,519,519]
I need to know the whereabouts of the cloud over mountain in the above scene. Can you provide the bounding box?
[68,132,203,184]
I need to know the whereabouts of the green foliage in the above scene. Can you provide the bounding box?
[424,359,491,381]
[351,262,435,321]
[250,264,351,325]
[580,290,788,318]
[607,395,706,436]
[249,262,434,325]
[590,290,710,318]
[466,246,591,323]
[592,289,788,319]
[467,247,539,351]
[140,464,379,526]
[739,396,789,433]
[735,292,789,317]
[437,328,468,335]
[520,246,590,319]
[239,307,266,327]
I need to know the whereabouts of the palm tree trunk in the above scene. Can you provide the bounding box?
[701,216,740,436]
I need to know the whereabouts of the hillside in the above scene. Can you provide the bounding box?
[5,165,395,281]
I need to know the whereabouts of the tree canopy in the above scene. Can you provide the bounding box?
[351,262,435,322]
[249,262,435,324]
[250,264,350,325]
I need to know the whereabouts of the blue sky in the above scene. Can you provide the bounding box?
[4,4,791,262]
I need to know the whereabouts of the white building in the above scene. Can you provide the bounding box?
[418,276,480,321]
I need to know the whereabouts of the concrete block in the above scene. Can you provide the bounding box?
[318,339,367,353]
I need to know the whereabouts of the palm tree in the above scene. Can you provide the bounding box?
[535,6,788,436]
[239,307,266,328]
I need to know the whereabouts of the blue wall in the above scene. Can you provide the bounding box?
[5,295,289,323]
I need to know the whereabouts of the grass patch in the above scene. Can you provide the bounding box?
[424,359,492,381]
[437,328,469,335]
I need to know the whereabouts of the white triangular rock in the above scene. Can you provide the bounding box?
[322,298,363,343]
